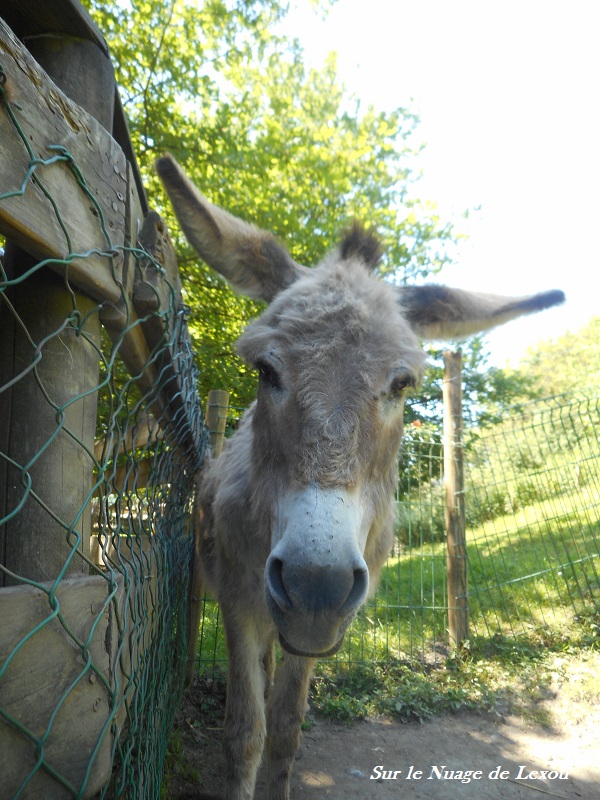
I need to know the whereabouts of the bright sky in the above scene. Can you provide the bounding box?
[282,0,599,366]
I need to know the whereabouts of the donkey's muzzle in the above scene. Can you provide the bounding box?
[264,484,370,657]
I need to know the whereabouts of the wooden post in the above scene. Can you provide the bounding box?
[206,389,230,457]
[0,264,101,585]
[443,350,469,647]
[0,34,115,585]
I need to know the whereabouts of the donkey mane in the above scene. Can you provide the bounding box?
[339,222,382,268]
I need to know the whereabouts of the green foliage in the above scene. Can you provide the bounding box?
[82,0,458,407]
[311,618,600,723]
[521,316,600,396]
[311,659,498,722]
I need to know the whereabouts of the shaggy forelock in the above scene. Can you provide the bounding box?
[236,253,425,486]
[238,256,424,374]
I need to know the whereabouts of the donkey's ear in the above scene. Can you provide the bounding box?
[397,285,565,340]
[156,155,308,302]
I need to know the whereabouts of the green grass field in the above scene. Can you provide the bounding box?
[334,483,600,663]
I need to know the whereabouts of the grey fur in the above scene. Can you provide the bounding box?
[157,154,565,800]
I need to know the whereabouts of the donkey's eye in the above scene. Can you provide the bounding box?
[256,359,282,391]
[387,373,416,400]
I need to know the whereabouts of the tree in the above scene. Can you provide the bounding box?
[520,316,600,397]
[400,337,539,436]
[82,0,457,407]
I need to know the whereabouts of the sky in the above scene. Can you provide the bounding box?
[281,0,598,366]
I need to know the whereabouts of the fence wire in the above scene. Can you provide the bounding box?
[464,390,600,638]
[1,63,207,799]
[196,389,600,677]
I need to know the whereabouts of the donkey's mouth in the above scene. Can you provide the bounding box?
[278,632,344,659]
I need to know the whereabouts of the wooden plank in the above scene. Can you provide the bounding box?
[443,349,469,647]
[99,174,171,432]
[134,210,183,316]
[0,575,125,799]
[102,308,173,441]
[0,259,100,586]
[113,90,148,216]
[94,414,160,461]
[133,211,204,461]
[0,0,109,55]
[0,17,131,305]
[0,0,149,211]
[107,457,152,496]
[1,0,148,217]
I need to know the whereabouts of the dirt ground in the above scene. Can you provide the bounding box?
[165,653,600,799]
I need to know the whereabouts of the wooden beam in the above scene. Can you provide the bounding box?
[0,17,137,305]
[0,575,125,798]
[133,211,204,461]
[94,414,160,462]
[0,0,109,55]
[0,2,147,217]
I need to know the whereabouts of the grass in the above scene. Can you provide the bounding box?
[327,482,600,665]
[311,612,600,724]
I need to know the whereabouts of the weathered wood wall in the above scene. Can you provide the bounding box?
[0,3,201,796]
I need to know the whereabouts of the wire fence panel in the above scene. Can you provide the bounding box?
[463,390,600,638]
[1,18,207,799]
[195,389,600,677]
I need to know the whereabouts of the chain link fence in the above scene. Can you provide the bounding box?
[1,7,207,797]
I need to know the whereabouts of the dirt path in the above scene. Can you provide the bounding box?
[166,654,600,799]
[284,709,598,799]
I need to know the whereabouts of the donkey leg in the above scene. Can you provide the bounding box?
[265,654,316,800]
[221,615,270,800]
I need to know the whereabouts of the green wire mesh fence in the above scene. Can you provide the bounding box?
[1,17,207,799]
[195,388,600,677]
[464,390,600,637]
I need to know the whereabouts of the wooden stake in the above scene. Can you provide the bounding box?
[206,389,230,457]
[185,490,205,687]
[443,350,469,646]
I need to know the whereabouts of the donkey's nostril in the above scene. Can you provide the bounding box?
[340,565,369,616]
[266,556,294,612]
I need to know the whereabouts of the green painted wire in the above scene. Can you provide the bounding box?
[1,80,206,799]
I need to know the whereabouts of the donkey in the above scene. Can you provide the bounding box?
[156,154,564,800]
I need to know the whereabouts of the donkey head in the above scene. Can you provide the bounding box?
[157,155,565,658]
